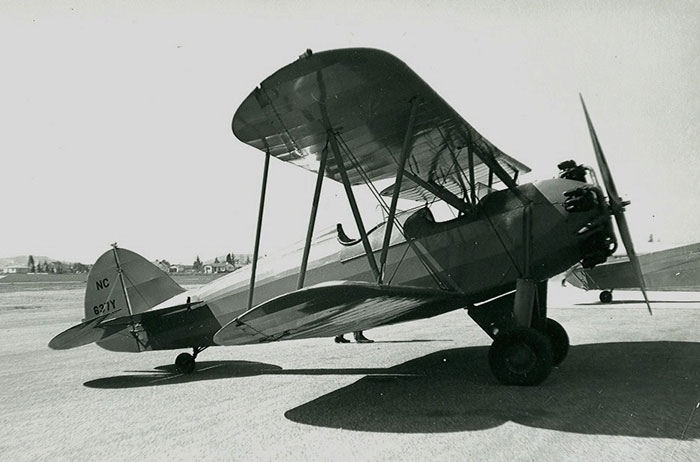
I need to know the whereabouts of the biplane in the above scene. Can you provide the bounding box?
[565,241,700,303]
[49,48,651,386]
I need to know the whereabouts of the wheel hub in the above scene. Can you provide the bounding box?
[504,343,536,373]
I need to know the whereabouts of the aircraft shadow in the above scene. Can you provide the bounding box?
[363,339,453,344]
[83,341,700,440]
[83,361,393,389]
[576,300,700,306]
[284,341,700,439]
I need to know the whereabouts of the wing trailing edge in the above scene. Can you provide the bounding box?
[213,281,471,346]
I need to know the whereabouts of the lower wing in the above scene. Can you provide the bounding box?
[213,281,471,346]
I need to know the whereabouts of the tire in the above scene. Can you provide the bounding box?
[540,318,569,366]
[175,352,196,374]
[599,290,613,304]
[488,327,554,386]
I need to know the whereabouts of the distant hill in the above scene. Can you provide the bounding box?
[0,255,56,270]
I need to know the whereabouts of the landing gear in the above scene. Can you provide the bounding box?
[175,353,196,374]
[599,290,613,303]
[488,327,554,386]
[174,346,207,374]
[539,318,569,366]
[469,280,570,385]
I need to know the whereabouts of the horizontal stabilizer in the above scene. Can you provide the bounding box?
[213,281,469,346]
[48,312,125,350]
[48,300,204,350]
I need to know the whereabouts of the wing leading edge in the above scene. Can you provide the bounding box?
[232,48,529,198]
[213,281,471,346]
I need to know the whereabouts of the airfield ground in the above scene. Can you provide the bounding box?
[0,279,698,461]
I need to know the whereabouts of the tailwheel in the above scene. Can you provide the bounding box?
[599,290,613,304]
[539,318,569,366]
[488,327,553,386]
[175,352,196,374]
[174,346,206,374]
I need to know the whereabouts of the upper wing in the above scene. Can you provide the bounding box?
[213,281,471,346]
[232,48,529,196]
[379,178,496,204]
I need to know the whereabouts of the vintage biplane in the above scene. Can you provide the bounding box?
[49,48,651,385]
[565,241,700,303]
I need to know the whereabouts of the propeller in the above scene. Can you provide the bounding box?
[579,94,652,315]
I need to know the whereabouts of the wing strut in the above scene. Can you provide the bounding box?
[454,117,527,205]
[455,127,535,279]
[297,144,329,289]
[402,170,471,213]
[336,134,462,292]
[379,97,419,283]
[313,65,380,281]
[446,148,472,207]
[248,150,271,309]
[329,132,381,280]
[468,149,477,205]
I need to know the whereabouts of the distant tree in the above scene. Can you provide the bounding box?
[226,253,232,265]
[71,262,89,273]
[37,261,44,273]
[27,255,35,273]
[52,261,66,274]
[193,256,203,272]
[214,257,219,263]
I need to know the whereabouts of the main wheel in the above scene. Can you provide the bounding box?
[599,290,613,303]
[175,352,196,374]
[540,318,569,366]
[488,327,554,386]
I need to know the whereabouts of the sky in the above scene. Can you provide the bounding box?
[1,0,699,264]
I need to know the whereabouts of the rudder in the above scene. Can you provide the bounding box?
[84,246,186,322]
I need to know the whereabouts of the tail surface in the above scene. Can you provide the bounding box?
[49,247,186,350]
[84,247,185,322]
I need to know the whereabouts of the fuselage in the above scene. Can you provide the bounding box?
[98,177,614,352]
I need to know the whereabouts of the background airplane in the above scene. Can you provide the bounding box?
[50,48,649,386]
[565,241,700,303]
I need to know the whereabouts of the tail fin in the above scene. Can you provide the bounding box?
[84,247,186,322]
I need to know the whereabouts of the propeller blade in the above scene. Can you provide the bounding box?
[580,94,652,315]
[613,208,652,314]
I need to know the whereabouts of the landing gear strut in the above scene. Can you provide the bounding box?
[469,279,570,386]
[174,346,207,374]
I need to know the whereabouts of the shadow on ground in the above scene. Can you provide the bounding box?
[285,341,700,439]
[85,341,700,439]
[84,361,396,388]
[576,300,700,306]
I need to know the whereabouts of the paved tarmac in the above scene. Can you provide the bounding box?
[0,282,698,461]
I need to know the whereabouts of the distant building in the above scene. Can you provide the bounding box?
[203,262,235,274]
[169,264,194,273]
[234,254,252,266]
[4,265,29,274]
[153,260,170,273]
